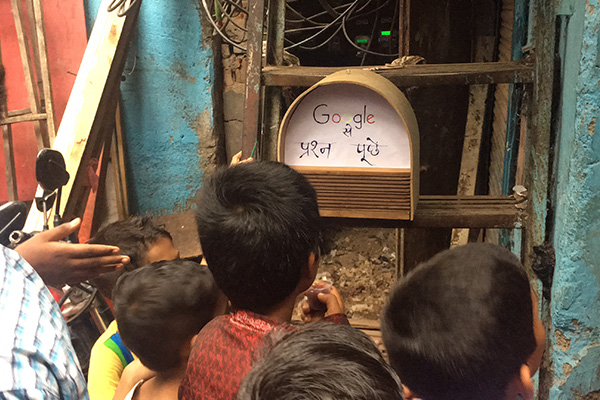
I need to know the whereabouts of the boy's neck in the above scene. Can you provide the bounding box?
[139,367,186,399]
[263,290,300,323]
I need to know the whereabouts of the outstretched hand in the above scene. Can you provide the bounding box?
[15,218,130,286]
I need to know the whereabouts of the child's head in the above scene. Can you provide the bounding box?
[113,259,222,372]
[237,322,404,400]
[89,216,179,298]
[381,243,545,400]
[195,161,321,314]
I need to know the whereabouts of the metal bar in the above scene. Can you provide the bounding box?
[241,0,265,158]
[262,61,535,87]
[398,0,410,56]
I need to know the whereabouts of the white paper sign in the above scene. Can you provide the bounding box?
[283,84,411,168]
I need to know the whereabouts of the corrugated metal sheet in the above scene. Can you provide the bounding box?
[487,0,514,244]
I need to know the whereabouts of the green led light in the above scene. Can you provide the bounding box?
[381,30,391,36]
[356,38,369,44]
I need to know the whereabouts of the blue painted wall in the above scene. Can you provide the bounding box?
[550,0,600,397]
[84,0,215,216]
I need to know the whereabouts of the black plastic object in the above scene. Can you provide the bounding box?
[0,201,28,246]
[35,149,70,192]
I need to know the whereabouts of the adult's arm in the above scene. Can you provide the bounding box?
[15,218,130,286]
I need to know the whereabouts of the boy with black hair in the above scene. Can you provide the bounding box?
[88,216,180,400]
[179,161,348,400]
[237,322,405,400]
[381,243,545,400]
[88,216,179,300]
[111,259,225,400]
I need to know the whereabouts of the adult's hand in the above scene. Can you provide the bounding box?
[15,218,130,286]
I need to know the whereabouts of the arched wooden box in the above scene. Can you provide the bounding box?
[277,69,419,220]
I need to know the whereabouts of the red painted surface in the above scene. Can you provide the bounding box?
[0,0,88,202]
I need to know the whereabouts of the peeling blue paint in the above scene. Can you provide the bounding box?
[84,0,214,216]
[551,0,600,397]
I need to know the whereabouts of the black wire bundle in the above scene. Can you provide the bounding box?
[201,0,400,58]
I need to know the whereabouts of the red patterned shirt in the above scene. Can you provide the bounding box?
[178,310,349,400]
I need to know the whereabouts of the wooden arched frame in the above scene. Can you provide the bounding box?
[277,69,420,220]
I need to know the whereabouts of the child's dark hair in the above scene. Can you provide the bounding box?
[381,243,536,400]
[89,216,172,269]
[88,216,172,298]
[113,260,219,372]
[195,161,320,314]
[237,323,404,400]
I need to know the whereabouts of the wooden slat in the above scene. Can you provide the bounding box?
[31,0,56,143]
[323,195,523,228]
[262,61,534,87]
[0,112,47,125]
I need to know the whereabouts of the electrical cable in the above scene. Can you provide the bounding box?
[284,22,343,51]
[201,0,247,51]
[285,2,352,26]
[360,0,380,65]
[107,0,141,17]
[284,0,361,51]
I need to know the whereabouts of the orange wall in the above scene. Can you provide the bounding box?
[0,0,88,201]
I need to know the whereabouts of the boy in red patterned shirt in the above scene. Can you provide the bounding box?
[179,161,348,400]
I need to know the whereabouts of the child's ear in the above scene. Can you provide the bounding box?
[515,364,534,400]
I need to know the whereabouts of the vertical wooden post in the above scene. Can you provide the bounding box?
[262,0,285,161]
[1,40,17,201]
[398,0,410,56]
[31,0,56,143]
[10,0,48,149]
[241,0,265,158]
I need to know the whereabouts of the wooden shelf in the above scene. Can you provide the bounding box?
[262,61,534,87]
[323,195,525,229]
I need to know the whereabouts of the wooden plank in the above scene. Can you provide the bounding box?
[0,112,47,125]
[11,0,48,149]
[452,36,496,247]
[322,195,524,228]
[262,61,534,87]
[2,123,17,201]
[31,0,56,143]
[114,102,129,217]
[242,0,265,158]
[24,0,140,231]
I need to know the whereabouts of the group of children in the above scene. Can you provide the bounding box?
[82,160,545,400]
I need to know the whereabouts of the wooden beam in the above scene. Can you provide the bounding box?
[24,0,140,231]
[242,0,265,158]
[0,112,47,125]
[31,0,56,143]
[451,36,496,247]
[323,195,524,229]
[262,61,534,87]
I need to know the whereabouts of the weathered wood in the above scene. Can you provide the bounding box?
[323,195,524,229]
[0,112,47,125]
[398,0,410,56]
[2,123,17,201]
[24,0,141,231]
[11,0,48,149]
[242,0,265,158]
[114,103,129,217]
[262,61,534,87]
[31,0,56,143]
[451,36,496,247]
